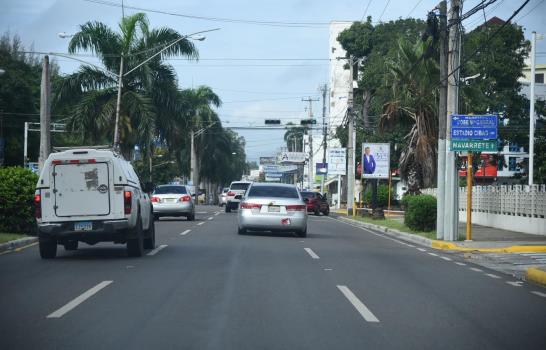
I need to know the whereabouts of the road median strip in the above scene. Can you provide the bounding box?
[0,236,38,254]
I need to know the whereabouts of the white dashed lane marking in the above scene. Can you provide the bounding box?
[304,248,320,259]
[485,273,501,279]
[147,244,168,256]
[506,281,524,287]
[47,281,113,319]
[531,291,546,298]
[180,229,191,236]
[417,248,427,252]
[440,256,452,261]
[428,252,439,257]
[197,222,204,226]
[337,285,380,323]
[454,262,467,266]
[469,267,483,272]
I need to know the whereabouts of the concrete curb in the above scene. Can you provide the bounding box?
[525,267,546,288]
[0,237,38,254]
[335,215,546,253]
[335,216,434,248]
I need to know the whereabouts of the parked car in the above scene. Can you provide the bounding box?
[300,191,330,216]
[219,187,229,206]
[225,181,252,212]
[152,184,195,221]
[238,183,307,237]
[35,148,155,259]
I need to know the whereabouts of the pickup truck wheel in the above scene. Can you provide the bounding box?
[238,227,246,235]
[225,203,231,213]
[143,218,155,250]
[314,207,320,216]
[64,241,78,251]
[323,207,330,216]
[39,237,57,259]
[297,227,307,238]
[153,213,160,221]
[187,212,195,221]
[127,216,144,257]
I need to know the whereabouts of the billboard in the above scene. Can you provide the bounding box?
[278,152,306,164]
[362,143,390,179]
[327,148,346,175]
[259,156,276,166]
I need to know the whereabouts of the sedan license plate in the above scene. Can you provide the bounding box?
[268,206,280,213]
[74,221,92,231]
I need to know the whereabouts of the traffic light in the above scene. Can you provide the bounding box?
[300,119,317,125]
[265,119,281,125]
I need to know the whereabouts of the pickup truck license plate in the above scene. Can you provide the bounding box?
[74,221,92,231]
[268,206,280,213]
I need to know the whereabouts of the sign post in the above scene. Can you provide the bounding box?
[450,114,498,241]
[362,143,390,219]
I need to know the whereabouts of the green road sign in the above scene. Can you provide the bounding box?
[451,139,497,152]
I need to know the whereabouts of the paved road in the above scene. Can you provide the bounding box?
[1,206,545,349]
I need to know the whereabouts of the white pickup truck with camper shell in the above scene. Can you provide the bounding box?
[34,147,155,258]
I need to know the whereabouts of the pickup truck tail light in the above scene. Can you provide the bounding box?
[179,195,192,202]
[286,205,306,212]
[151,196,160,203]
[124,191,132,214]
[240,202,262,209]
[227,191,236,196]
[34,194,42,219]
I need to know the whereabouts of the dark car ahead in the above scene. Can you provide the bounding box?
[300,191,330,216]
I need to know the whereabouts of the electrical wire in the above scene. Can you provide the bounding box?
[407,0,425,17]
[361,0,373,21]
[378,0,392,22]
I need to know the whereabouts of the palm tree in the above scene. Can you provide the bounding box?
[380,38,439,193]
[55,13,198,157]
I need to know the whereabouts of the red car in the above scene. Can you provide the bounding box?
[300,191,330,216]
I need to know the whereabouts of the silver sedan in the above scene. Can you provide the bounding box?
[237,183,308,237]
[152,185,195,221]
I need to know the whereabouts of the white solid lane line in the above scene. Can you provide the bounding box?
[337,285,380,323]
[47,281,113,319]
[180,229,191,236]
[197,222,204,226]
[304,248,320,259]
[531,291,546,298]
[147,244,168,256]
[469,267,483,272]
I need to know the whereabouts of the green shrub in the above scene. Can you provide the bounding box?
[363,184,394,208]
[0,167,38,233]
[404,194,437,232]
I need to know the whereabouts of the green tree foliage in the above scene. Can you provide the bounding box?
[283,122,307,152]
[362,183,394,208]
[0,167,38,233]
[0,32,60,166]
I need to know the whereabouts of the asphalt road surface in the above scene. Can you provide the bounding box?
[1,206,545,349]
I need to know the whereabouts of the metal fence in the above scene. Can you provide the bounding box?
[423,185,546,218]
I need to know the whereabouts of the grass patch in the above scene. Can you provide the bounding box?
[345,215,437,240]
[0,233,28,244]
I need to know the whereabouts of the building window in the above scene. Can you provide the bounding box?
[536,73,544,84]
[509,157,517,171]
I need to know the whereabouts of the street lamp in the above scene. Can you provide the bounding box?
[57,32,75,39]
[0,68,5,76]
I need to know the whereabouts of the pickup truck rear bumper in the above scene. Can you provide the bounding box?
[38,219,131,243]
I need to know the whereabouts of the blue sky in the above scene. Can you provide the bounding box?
[2,0,545,162]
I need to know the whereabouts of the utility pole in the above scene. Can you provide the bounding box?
[302,96,319,189]
[444,0,461,241]
[320,84,328,193]
[436,1,448,240]
[190,129,198,189]
[347,57,355,216]
[529,31,537,186]
[38,55,51,172]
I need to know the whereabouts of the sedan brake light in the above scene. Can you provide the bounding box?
[227,191,236,196]
[151,196,160,203]
[240,202,262,209]
[286,205,306,211]
[180,195,192,202]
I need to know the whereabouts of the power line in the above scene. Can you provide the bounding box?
[407,0,425,17]
[361,0,373,21]
[82,0,332,28]
[378,0,392,22]
[515,0,545,21]
[222,96,320,104]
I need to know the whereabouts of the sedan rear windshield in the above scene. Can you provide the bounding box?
[154,186,187,195]
[247,186,299,198]
[230,183,250,191]
[300,192,317,199]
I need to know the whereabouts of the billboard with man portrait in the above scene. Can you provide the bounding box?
[361,143,390,179]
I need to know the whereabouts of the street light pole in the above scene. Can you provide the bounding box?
[113,54,124,150]
[529,31,537,186]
